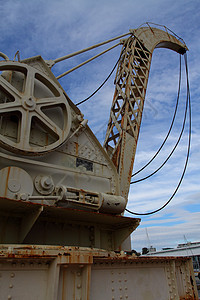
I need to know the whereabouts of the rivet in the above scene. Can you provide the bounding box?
[79,265,84,268]
[77,284,81,289]
[10,273,15,278]
[9,284,13,288]
[8,296,12,300]
[77,272,81,276]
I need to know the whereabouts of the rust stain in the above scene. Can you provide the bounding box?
[86,265,91,300]
[45,133,48,146]
[4,166,11,197]
[93,255,194,264]
[74,142,79,156]
[179,297,197,300]
[62,264,66,300]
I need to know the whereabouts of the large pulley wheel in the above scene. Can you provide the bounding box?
[0,61,71,155]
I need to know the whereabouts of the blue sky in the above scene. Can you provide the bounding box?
[1,0,199,252]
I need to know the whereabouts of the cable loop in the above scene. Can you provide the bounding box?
[131,54,182,178]
[126,53,191,215]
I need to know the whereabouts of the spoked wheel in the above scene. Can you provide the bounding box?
[0,61,71,155]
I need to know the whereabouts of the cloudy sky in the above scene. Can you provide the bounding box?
[1,0,199,252]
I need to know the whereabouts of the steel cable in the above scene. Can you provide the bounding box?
[76,50,124,106]
[125,52,191,215]
[130,55,187,184]
[132,54,182,178]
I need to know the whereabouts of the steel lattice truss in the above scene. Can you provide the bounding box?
[103,36,151,197]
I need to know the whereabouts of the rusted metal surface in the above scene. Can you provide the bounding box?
[0,197,140,249]
[103,25,187,200]
[0,245,198,300]
[133,25,188,53]
[0,26,196,299]
[0,26,189,222]
[0,55,122,216]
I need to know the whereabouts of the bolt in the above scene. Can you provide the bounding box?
[79,265,84,268]
[26,98,34,107]
[44,177,51,186]
[20,193,28,201]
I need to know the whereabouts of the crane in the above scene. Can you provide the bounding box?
[103,25,187,201]
[0,23,187,250]
[0,24,198,300]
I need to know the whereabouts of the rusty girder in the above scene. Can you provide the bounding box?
[103,25,187,200]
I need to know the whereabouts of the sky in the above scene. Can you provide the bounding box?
[0,0,199,252]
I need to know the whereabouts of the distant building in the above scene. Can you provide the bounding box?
[145,241,200,272]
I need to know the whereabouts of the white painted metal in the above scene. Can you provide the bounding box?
[0,25,198,299]
[0,58,121,215]
[103,26,187,200]
[57,42,121,78]
[0,245,198,300]
[0,166,33,199]
[0,61,72,155]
